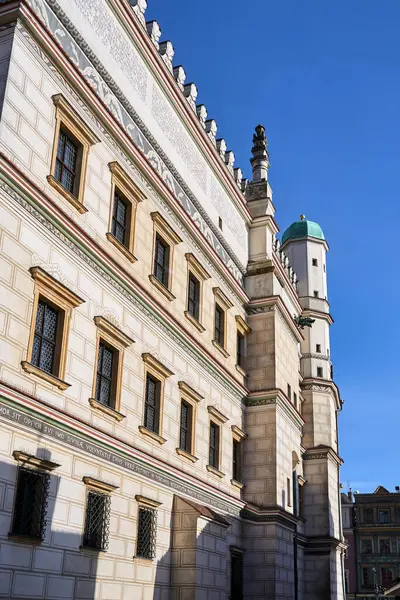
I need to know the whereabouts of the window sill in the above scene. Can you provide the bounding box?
[212,340,230,358]
[106,232,137,263]
[235,364,247,377]
[230,479,244,490]
[47,175,88,214]
[133,556,154,564]
[176,448,198,463]
[206,464,225,479]
[88,398,126,422]
[21,361,70,390]
[79,545,105,554]
[148,274,175,301]
[184,311,205,332]
[138,426,166,445]
[8,533,43,545]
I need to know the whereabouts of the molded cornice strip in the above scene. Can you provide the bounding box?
[20,0,246,284]
[0,383,244,515]
[0,160,247,402]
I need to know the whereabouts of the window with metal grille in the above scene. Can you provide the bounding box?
[237,332,245,368]
[95,341,116,407]
[83,490,111,551]
[230,551,243,600]
[381,567,394,588]
[144,374,160,434]
[209,421,220,469]
[55,129,78,195]
[214,304,225,347]
[111,190,130,247]
[154,235,169,287]
[11,466,50,540]
[179,400,193,453]
[187,272,200,320]
[32,299,60,374]
[136,506,157,559]
[232,439,241,482]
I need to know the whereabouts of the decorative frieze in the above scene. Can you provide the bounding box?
[146,20,161,49]
[159,40,174,72]
[129,0,147,26]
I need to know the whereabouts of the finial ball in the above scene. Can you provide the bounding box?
[300,214,306,221]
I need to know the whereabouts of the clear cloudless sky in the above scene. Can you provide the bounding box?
[147,0,400,492]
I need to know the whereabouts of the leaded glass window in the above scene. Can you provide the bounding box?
[154,235,169,287]
[95,341,115,407]
[214,304,225,347]
[55,129,78,195]
[187,273,200,320]
[144,374,160,434]
[231,551,244,600]
[136,506,157,559]
[179,401,192,453]
[111,190,129,246]
[83,490,111,551]
[209,422,220,469]
[32,300,59,374]
[11,466,50,540]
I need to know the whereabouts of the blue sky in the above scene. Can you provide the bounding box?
[148,0,400,493]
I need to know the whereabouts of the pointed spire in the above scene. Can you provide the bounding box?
[250,124,269,182]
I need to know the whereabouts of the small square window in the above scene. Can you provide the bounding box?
[209,422,220,469]
[136,506,157,559]
[83,490,111,551]
[11,466,50,541]
[312,258,318,267]
[317,367,323,378]
[316,344,321,353]
[313,290,319,298]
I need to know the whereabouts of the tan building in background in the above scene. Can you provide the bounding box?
[0,0,345,598]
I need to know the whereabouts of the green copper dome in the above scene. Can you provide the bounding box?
[282,216,325,244]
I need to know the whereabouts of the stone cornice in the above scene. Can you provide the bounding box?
[247,296,304,343]
[245,388,305,429]
[301,307,334,326]
[241,504,299,529]
[301,377,342,410]
[303,445,344,466]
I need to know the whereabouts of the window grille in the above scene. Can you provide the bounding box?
[11,466,50,540]
[112,191,129,246]
[32,300,59,374]
[237,332,245,368]
[144,374,160,433]
[83,490,111,551]
[95,341,115,407]
[214,304,224,346]
[136,506,157,559]
[154,235,169,287]
[55,129,77,194]
[232,439,241,482]
[230,551,244,600]
[209,422,219,468]
[187,273,200,320]
[179,401,192,453]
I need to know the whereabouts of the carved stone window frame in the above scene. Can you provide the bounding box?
[89,316,134,421]
[139,353,173,445]
[47,94,99,213]
[184,253,210,332]
[175,381,203,463]
[149,212,182,301]
[235,315,251,376]
[231,425,246,489]
[22,266,85,390]
[106,161,145,263]
[212,287,233,357]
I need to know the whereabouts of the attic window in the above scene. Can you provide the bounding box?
[312,258,318,267]
[316,344,321,353]
[313,291,319,298]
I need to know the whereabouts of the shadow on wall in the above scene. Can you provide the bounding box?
[0,449,99,600]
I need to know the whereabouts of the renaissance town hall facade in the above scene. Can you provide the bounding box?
[0,0,345,598]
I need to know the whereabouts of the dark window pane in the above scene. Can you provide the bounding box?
[111,191,129,247]
[215,305,224,346]
[154,236,169,287]
[179,401,192,453]
[232,439,241,481]
[187,273,200,320]
[144,375,159,433]
[95,342,115,407]
[55,130,77,195]
[231,552,244,600]
[136,506,157,559]
[32,301,59,374]
[12,467,50,540]
[209,422,219,468]
[83,491,111,551]
[237,332,245,368]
